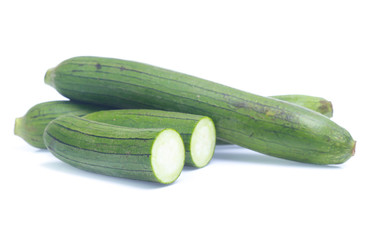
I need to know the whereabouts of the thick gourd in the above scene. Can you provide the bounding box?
[14,101,107,148]
[43,115,185,184]
[45,56,356,164]
[84,109,216,168]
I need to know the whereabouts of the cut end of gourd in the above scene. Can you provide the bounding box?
[44,68,56,87]
[151,129,185,184]
[190,117,216,168]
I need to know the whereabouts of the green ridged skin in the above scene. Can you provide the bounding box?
[43,115,185,184]
[217,95,333,145]
[45,56,356,164]
[83,109,216,168]
[14,101,107,148]
[271,94,333,118]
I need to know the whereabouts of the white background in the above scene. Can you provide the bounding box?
[1,1,373,239]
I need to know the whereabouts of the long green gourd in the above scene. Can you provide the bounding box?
[84,109,216,168]
[45,56,356,164]
[14,95,332,149]
[43,115,185,184]
[14,101,107,148]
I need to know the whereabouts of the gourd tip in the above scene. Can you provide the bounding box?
[14,117,22,136]
[327,101,333,118]
[44,68,56,87]
[352,141,356,156]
